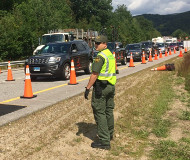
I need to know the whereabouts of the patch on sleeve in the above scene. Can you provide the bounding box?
[94,57,100,63]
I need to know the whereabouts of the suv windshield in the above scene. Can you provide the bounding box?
[41,34,64,45]
[126,44,140,50]
[39,43,71,54]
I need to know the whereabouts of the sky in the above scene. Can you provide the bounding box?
[112,0,190,16]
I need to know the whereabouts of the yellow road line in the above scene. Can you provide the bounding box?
[0,62,142,104]
[0,77,90,104]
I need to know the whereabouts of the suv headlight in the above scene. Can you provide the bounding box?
[49,57,61,63]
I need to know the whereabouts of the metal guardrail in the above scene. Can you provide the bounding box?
[0,60,25,67]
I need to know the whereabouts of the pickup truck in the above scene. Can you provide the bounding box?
[26,40,93,80]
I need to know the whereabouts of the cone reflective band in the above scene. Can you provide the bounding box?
[178,49,183,57]
[6,61,15,81]
[165,50,168,57]
[159,50,163,58]
[154,50,158,60]
[68,59,78,85]
[151,65,166,71]
[141,51,146,64]
[128,52,135,67]
[151,64,175,71]
[185,47,187,53]
[169,49,172,55]
[148,50,153,62]
[20,65,37,98]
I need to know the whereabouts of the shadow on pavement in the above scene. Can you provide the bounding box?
[0,104,26,116]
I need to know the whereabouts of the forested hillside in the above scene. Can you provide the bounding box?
[138,11,190,38]
[0,0,161,61]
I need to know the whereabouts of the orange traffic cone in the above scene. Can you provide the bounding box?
[113,52,119,74]
[128,52,135,67]
[169,49,172,55]
[6,61,15,81]
[148,50,153,62]
[178,49,183,57]
[159,50,163,58]
[0,68,2,74]
[154,50,158,60]
[141,51,146,64]
[165,49,168,57]
[174,48,176,54]
[68,59,78,85]
[20,65,37,98]
[185,47,187,53]
[151,65,167,71]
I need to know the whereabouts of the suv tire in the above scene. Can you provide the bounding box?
[62,63,70,80]
[84,60,92,74]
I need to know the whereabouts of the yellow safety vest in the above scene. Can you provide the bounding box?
[97,49,116,85]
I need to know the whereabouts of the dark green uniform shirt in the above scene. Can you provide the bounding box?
[92,51,105,73]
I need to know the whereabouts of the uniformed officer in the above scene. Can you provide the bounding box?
[84,35,116,150]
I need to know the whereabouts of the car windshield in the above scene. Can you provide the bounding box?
[142,42,152,48]
[107,43,115,51]
[126,44,140,50]
[157,43,165,47]
[41,34,64,45]
[39,43,71,54]
[169,43,177,46]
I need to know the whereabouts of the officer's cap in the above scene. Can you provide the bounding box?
[95,35,108,43]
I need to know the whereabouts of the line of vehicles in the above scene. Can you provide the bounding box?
[25,31,183,81]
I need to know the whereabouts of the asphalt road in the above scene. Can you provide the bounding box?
[0,51,182,126]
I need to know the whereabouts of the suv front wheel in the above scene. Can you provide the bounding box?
[62,63,70,80]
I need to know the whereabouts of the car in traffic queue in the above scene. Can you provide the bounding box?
[107,42,127,65]
[25,40,93,80]
[126,43,148,61]
[167,42,179,51]
[141,41,156,57]
[177,42,184,49]
[156,42,167,54]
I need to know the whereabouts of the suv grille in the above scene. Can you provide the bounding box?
[29,58,49,64]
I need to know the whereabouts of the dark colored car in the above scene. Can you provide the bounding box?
[141,41,156,57]
[126,43,148,61]
[167,43,179,51]
[26,40,93,80]
[107,42,127,65]
[177,42,184,49]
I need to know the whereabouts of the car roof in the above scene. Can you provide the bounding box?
[46,40,85,45]
[127,43,141,45]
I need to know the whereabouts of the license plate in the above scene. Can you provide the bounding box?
[127,56,131,58]
[34,67,40,71]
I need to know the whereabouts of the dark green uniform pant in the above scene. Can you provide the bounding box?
[91,83,115,145]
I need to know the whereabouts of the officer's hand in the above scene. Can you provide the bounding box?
[84,87,90,100]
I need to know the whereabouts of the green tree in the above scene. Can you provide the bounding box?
[70,0,112,26]
[172,29,188,40]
